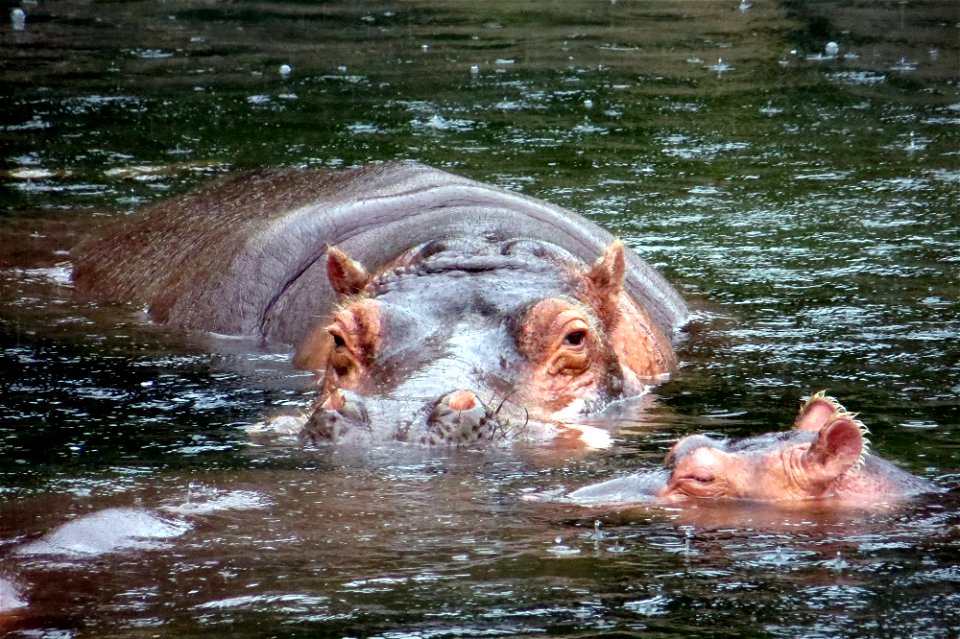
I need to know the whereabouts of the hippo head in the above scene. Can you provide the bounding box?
[293,236,674,446]
[566,392,930,506]
[655,392,932,503]
[659,415,868,502]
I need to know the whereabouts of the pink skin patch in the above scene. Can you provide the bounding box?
[446,390,478,412]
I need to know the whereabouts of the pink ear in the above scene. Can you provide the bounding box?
[794,395,839,432]
[587,240,626,297]
[584,240,627,328]
[804,416,863,480]
[327,246,370,297]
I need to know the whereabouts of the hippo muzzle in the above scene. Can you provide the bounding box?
[300,388,513,446]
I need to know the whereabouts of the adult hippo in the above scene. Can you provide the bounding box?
[73,161,687,445]
[565,393,936,506]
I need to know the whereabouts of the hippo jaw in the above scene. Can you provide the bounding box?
[294,237,672,446]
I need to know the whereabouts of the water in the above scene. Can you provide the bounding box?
[1,0,958,636]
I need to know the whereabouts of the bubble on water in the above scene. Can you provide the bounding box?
[822,549,849,571]
[608,535,627,553]
[547,536,581,556]
[584,519,608,541]
[824,41,839,57]
[11,8,25,31]
[279,64,292,77]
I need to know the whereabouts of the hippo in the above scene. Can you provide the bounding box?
[566,393,935,506]
[72,161,687,445]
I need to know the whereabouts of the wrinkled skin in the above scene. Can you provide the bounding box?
[567,393,935,506]
[72,162,686,445]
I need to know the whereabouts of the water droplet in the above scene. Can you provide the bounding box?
[11,8,25,31]
[279,64,292,77]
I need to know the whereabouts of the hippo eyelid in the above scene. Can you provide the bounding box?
[683,470,716,484]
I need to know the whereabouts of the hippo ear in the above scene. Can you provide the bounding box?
[327,246,371,297]
[585,241,626,327]
[802,416,864,483]
[587,240,626,299]
[794,392,841,432]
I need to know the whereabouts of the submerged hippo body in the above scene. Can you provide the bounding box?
[73,162,687,444]
[568,393,935,506]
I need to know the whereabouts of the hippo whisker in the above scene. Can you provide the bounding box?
[492,388,520,420]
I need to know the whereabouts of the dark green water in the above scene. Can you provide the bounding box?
[1,1,958,637]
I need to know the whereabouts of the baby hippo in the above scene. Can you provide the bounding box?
[568,392,935,505]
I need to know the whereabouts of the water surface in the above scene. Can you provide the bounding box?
[1,1,958,637]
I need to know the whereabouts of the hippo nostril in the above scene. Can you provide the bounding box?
[424,391,502,446]
[445,389,478,412]
[300,390,371,445]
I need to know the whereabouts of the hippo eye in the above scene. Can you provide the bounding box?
[564,329,587,347]
[685,470,715,484]
[329,331,346,349]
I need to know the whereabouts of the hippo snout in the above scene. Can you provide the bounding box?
[299,389,372,445]
[300,388,511,446]
[422,389,503,446]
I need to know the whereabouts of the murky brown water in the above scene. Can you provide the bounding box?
[1,1,959,637]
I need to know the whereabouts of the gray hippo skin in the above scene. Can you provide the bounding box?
[73,161,687,445]
[568,393,935,506]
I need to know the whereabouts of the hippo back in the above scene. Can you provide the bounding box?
[73,161,687,347]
